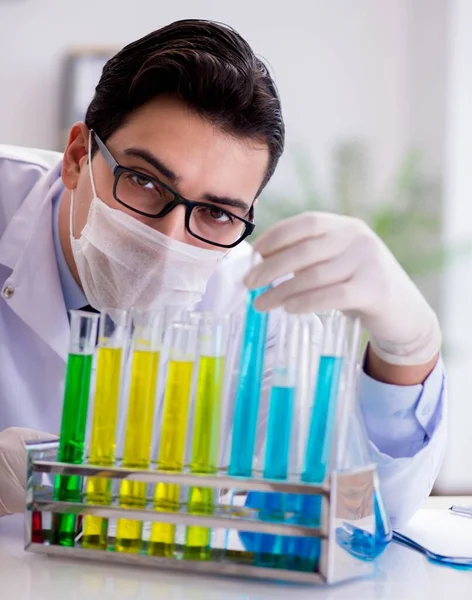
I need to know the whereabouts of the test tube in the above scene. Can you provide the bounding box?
[240,314,322,562]
[82,309,128,550]
[115,309,163,553]
[334,317,362,470]
[304,312,347,482]
[252,312,302,566]
[295,311,348,570]
[52,310,99,547]
[148,322,198,557]
[228,285,269,477]
[184,314,230,560]
[263,313,301,479]
[215,312,244,473]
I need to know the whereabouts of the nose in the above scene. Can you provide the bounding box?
[153,205,187,242]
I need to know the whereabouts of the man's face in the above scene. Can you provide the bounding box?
[70,95,270,249]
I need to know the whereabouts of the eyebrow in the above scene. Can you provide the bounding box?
[123,147,180,183]
[123,147,251,214]
[203,194,250,214]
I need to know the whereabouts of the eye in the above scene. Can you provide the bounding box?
[207,207,232,223]
[130,173,155,190]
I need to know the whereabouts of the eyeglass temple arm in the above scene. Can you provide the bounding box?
[93,131,119,171]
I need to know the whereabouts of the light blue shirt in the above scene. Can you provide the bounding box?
[358,357,445,460]
[51,186,87,311]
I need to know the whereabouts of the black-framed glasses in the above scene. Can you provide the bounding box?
[93,132,255,248]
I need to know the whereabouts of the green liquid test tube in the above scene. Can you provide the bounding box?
[184,314,229,561]
[82,309,128,550]
[52,310,99,547]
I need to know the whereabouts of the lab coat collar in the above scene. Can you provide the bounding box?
[0,161,70,362]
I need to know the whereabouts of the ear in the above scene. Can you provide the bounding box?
[61,122,90,190]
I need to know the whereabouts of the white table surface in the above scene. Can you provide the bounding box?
[1,496,471,600]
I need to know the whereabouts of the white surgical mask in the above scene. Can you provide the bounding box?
[69,135,224,311]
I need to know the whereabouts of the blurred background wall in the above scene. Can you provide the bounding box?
[0,0,470,493]
[0,0,446,198]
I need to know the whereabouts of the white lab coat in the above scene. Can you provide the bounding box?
[0,144,446,528]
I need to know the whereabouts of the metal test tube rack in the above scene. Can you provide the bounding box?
[25,440,377,586]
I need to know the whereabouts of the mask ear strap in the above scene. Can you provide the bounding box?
[70,189,75,239]
[88,129,98,199]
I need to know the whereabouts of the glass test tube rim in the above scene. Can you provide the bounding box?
[130,308,164,352]
[197,313,231,359]
[97,308,130,349]
[167,321,199,361]
[319,311,348,357]
[271,312,302,389]
[69,310,100,355]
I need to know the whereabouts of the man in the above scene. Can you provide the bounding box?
[0,19,445,526]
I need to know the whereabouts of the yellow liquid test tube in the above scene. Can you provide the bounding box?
[116,310,163,553]
[185,315,229,560]
[149,322,198,557]
[83,309,128,550]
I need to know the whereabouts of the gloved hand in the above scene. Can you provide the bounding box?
[0,427,58,516]
[244,212,441,366]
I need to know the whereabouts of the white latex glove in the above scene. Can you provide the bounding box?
[0,427,57,516]
[244,212,442,366]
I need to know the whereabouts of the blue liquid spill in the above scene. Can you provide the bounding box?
[425,560,472,571]
[393,526,472,570]
[336,491,392,561]
[229,287,269,477]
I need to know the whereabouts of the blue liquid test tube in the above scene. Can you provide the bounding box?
[228,285,269,477]
[278,313,322,569]
[253,312,302,566]
[294,311,348,570]
[241,314,319,565]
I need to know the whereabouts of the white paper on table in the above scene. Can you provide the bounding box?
[395,509,472,559]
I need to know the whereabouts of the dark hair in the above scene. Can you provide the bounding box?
[85,19,285,194]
